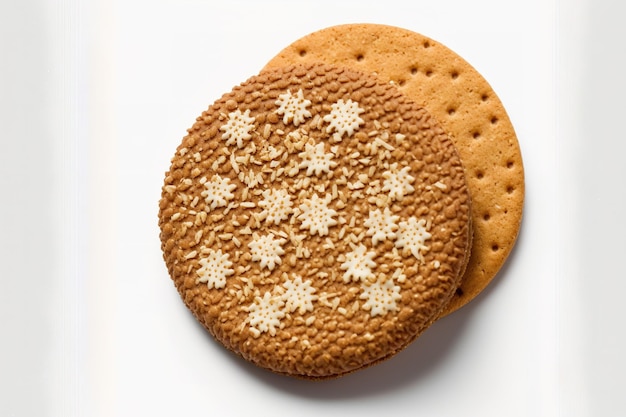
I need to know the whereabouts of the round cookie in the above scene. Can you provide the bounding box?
[263,24,524,315]
[159,63,472,378]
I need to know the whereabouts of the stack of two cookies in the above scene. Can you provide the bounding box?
[158,24,524,379]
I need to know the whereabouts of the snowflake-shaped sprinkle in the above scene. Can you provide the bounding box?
[297,193,338,236]
[258,188,293,225]
[323,98,365,139]
[196,248,234,290]
[360,278,402,317]
[247,291,285,337]
[275,89,312,126]
[201,175,236,210]
[382,163,415,201]
[281,274,318,314]
[395,217,432,261]
[363,207,400,245]
[340,244,377,283]
[298,141,337,176]
[220,108,256,148]
[248,233,286,271]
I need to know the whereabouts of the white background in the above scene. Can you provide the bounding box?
[1,0,624,416]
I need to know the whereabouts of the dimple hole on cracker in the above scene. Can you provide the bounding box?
[483,213,491,221]
[492,244,499,252]
[423,40,431,48]
[472,131,481,139]
[425,70,433,77]
[356,53,364,62]
[299,49,307,57]
[506,185,515,194]
[491,116,499,125]
[476,170,484,179]
[506,160,514,169]
[410,66,418,75]
[447,107,456,116]
[481,93,489,102]
[451,71,459,80]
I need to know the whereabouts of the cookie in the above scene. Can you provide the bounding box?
[159,63,472,378]
[264,24,524,315]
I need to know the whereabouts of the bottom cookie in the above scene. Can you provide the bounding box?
[264,24,524,316]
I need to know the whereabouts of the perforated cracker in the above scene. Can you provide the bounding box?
[264,24,524,314]
[159,63,472,378]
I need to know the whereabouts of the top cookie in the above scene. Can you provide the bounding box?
[159,63,471,378]
[264,24,524,315]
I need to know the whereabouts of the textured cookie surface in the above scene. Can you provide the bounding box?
[264,24,524,315]
[159,63,471,378]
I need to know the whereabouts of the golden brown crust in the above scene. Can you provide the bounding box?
[159,63,472,378]
[264,24,524,315]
